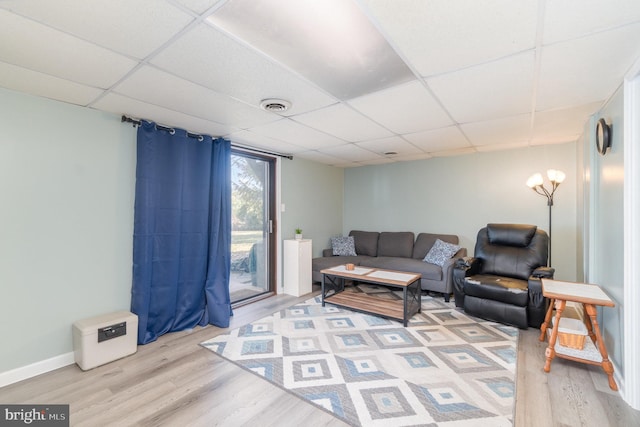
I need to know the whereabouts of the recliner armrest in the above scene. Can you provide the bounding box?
[531,266,555,279]
[454,257,481,275]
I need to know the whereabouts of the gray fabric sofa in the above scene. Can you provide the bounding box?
[312,230,467,301]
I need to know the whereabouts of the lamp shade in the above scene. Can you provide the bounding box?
[526,173,544,188]
[547,169,566,184]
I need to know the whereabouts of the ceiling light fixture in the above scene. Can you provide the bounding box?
[260,98,291,113]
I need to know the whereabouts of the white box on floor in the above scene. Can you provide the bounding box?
[284,239,312,297]
[72,311,138,370]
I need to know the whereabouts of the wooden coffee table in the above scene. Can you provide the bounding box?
[320,265,421,326]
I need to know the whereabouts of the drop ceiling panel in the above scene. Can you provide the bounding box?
[537,24,640,111]
[174,0,220,15]
[206,0,414,99]
[461,114,531,147]
[292,103,393,142]
[428,52,535,123]
[0,0,193,59]
[475,141,528,152]
[227,130,306,154]
[151,24,338,115]
[247,118,347,150]
[348,81,453,134]
[363,0,538,77]
[0,61,102,106]
[294,150,350,166]
[532,102,602,144]
[317,143,384,162]
[356,136,423,157]
[92,93,237,137]
[0,10,137,88]
[403,126,471,153]
[543,0,640,44]
[112,65,277,128]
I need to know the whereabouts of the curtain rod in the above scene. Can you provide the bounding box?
[121,115,293,160]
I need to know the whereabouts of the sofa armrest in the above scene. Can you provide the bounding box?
[440,247,468,296]
[322,248,334,257]
[452,256,480,307]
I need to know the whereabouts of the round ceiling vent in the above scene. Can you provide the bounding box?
[260,98,291,113]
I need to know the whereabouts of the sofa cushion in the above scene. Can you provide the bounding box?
[423,239,461,266]
[377,232,414,258]
[412,233,460,259]
[349,230,380,256]
[487,223,537,247]
[360,257,442,281]
[331,236,357,256]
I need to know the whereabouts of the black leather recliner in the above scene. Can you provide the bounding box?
[453,224,554,329]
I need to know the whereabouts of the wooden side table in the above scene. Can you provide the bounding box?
[539,279,618,390]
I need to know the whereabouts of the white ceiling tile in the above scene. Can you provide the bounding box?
[247,118,347,150]
[428,52,535,123]
[461,114,531,147]
[0,0,193,59]
[544,0,640,44]
[0,10,137,88]
[294,150,354,166]
[537,24,640,111]
[359,157,396,166]
[348,81,453,134]
[403,126,471,153]
[0,61,103,106]
[173,0,220,15]
[206,0,414,99]
[317,144,384,162]
[355,136,423,157]
[532,102,601,144]
[475,142,528,152]
[112,65,277,128]
[226,130,306,154]
[151,24,338,115]
[430,147,477,157]
[362,0,538,76]
[92,93,238,137]
[292,103,393,142]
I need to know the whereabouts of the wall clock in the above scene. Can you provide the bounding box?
[596,118,611,156]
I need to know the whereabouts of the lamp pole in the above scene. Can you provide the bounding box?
[526,170,565,267]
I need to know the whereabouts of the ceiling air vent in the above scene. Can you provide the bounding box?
[260,98,291,113]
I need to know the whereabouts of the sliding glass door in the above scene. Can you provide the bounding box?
[229,150,275,304]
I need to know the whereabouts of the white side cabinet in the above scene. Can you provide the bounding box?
[283,239,312,297]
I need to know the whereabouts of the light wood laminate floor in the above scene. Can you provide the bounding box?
[1,289,638,426]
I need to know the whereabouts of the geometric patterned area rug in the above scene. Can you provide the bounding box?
[201,287,518,426]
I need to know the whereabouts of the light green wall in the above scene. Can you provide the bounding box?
[0,88,136,372]
[344,143,578,281]
[589,85,625,373]
[280,157,343,257]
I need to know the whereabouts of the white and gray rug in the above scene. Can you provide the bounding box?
[201,288,517,426]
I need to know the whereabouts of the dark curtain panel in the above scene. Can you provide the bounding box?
[131,121,232,344]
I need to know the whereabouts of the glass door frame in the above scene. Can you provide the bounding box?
[230,148,277,306]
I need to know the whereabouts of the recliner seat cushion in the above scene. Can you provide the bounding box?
[463,274,529,306]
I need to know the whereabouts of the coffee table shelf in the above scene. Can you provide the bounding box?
[320,266,421,326]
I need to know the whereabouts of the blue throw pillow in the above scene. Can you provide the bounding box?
[331,236,357,256]
[423,239,460,266]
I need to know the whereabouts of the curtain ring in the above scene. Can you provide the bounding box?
[169,128,175,135]
[198,135,204,142]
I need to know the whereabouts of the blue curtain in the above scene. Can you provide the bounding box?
[131,121,232,344]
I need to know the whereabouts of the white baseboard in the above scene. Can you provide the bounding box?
[0,352,75,388]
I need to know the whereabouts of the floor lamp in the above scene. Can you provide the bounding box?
[526,169,565,267]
